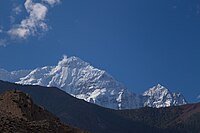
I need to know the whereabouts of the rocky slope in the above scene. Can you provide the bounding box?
[0,56,187,109]
[0,90,87,133]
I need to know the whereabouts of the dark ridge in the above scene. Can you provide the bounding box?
[0,90,87,133]
[0,80,199,133]
[0,80,161,133]
[116,103,200,133]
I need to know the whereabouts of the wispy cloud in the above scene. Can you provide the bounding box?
[8,0,48,39]
[42,0,61,6]
[197,95,200,100]
[12,5,23,15]
[1,0,61,46]
[10,4,23,24]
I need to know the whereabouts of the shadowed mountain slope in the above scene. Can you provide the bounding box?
[0,90,87,133]
[0,80,199,133]
[117,103,200,133]
[0,80,159,133]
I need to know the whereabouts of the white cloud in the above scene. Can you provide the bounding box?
[7,0,61,40]
[8,27,30,39]
[42,0,61,6]
[25,0,48,21]
[0,0,62,46]
[10,4,23,24]
[13,5,22,15]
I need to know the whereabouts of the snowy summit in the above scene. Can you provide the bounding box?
[0,56,187,109]
[143,84,187,108]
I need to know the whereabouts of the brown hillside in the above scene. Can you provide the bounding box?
[0,90,88,133]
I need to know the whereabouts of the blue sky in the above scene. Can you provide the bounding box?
[0,0,200,102]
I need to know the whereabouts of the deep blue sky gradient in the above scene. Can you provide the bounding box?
[0,0,200,102]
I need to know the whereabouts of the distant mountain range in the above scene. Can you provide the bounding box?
[0,80,199,133]
[0,56,187,109]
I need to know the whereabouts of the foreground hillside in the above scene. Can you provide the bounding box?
[0,90,87,133]
[0,80,199,133]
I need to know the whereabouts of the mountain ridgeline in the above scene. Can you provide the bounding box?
[0,81,199,133]
[0,80,160,133]
[0,56,187,109]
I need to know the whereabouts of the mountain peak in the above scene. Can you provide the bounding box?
[156,83,163,88]
[155,84,167,90]
[143,84,170,97]
[57,55,68,67]
[0,55,188,109]
[57,55,89,68]
[143,85,187,108]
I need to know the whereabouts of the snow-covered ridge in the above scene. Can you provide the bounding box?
[0,56,187,109]
[143,84,187,108]
[0,69,31,82]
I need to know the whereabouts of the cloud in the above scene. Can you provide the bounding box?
[8,0,48,39]
[12,5,22,15]
[6,0,62,41]
[42,0,61,6]
[0,0,61,46]
[10,4,23,24]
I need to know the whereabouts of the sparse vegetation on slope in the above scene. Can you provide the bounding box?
[0,90,87,133]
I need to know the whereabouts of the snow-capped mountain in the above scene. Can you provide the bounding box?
[0,56,187,109]
[16,56,142,109]
[143,84,187,108]
[0,69,31,82]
